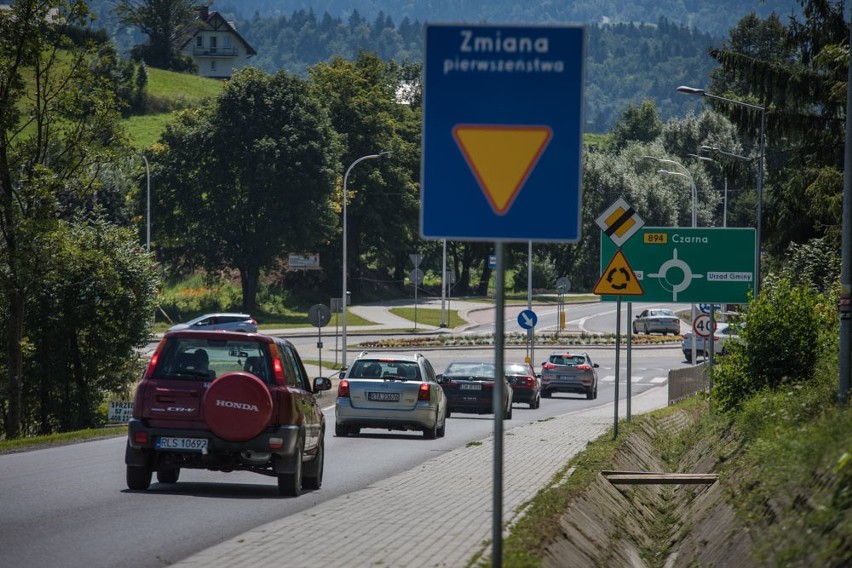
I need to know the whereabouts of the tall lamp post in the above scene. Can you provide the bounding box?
[698,145,754,228]
[677,85,765,297]
[643,156,697,226]
[342,151,390,368]
[139,154,151,252]
[687,153,726,227]
[644,156,698,363]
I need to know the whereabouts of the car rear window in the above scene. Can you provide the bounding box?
[549,355,586,365]
[504,364,530,375]
[155,337,270,382]
[444,362,496,378]
[349,360,421,380]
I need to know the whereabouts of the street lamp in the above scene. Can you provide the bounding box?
[645,155,698,363]
[687,153,727,227]
[677,85,765,297]
[141,154,151,252]
[342,151,390,368]
[697,146,754,228]
[643,156,697,227]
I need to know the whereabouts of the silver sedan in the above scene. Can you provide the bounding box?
[632,308,681,335]
[335,352,448,439]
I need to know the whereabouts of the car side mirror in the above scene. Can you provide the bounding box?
[593,363,599,368]
[436,374,446,384]
[313,377,332,392]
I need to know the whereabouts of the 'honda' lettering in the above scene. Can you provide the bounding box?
[215,399,259,412]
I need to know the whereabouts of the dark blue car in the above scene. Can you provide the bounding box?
[437,361,514,419]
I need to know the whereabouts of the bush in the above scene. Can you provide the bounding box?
[157,276,243,324]
[511,254,558,292]
[712,278,836,413]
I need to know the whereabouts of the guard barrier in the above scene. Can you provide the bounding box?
[668,363,709,405]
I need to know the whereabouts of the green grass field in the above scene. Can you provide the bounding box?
[124,67,224,149]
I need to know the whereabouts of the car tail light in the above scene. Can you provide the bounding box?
[133,431,149,444]
[268,437,284,450]
[268,343,286,384]
[542,362,557,370]
[338,379,350,398]
[249,318,257,326]
[577,364,591,371]
[142,340,166,380]
[418,383,430,401]
[525,376,535,386]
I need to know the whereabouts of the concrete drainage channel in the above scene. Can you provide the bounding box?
[538,410,753,568]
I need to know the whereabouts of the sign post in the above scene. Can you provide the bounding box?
[600,227,756,303]
[309,304,331,377]
[422,24,586,567]
[594,199,645,437]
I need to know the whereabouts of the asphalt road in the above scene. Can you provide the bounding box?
[1,299,691,568]
[0,343,686,568]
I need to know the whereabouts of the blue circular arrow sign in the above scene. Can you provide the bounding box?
[517,309,538,330]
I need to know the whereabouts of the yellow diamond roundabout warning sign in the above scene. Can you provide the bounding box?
[594,250,643,296]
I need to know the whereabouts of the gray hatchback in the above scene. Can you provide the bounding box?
[540,352,599,400]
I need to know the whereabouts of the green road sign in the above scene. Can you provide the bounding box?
[600,227,756,303]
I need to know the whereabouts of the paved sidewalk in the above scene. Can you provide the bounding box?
[173,386,667,568]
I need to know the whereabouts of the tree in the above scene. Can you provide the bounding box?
[610,99,663,150]
[151,67,342,313]
[707,0,848,256]
[113,0,198,70]
[0,0,132,437]
[309,52,421,298]
[26,215,159,433]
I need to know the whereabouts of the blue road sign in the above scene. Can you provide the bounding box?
[517,309,538,330]
[421,24,586,242]
[698,303,720,314]
[488,254,496,269]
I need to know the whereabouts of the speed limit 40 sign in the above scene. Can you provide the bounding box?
[692,314,717,338]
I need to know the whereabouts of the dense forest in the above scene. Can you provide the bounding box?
[88,2,722,132]
[213,0,802,38]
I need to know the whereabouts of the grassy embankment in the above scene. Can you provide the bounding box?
[486,368,852,566]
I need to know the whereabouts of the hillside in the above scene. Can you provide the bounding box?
[88,0,801,133]
[124,67,224,150]
[214,0,801,38]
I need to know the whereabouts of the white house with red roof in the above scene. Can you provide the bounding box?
[179,5,256,79]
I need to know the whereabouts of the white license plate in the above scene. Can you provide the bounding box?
[156,437,208,452]
[368,392,400,402]
[460,383,482,390]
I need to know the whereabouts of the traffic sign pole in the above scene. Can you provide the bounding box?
[626,301,632,421]
[492,242,505,568]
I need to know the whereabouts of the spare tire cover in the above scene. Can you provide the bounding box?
[202,372,273,442]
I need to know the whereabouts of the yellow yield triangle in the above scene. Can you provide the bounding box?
[453,125,552,215]
[594,250,644,296]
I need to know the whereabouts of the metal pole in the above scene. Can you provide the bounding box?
[527,241,534,366]
[141,155,150,252]
[492,242,505,567]
[613,296,621,439]
[756,106,765,298]
[318,325,323,378]
[626,301,632,421]
[676,86,765,298]
[341,152,388,368]
[441,239,447,327]
[839,8,852,404]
